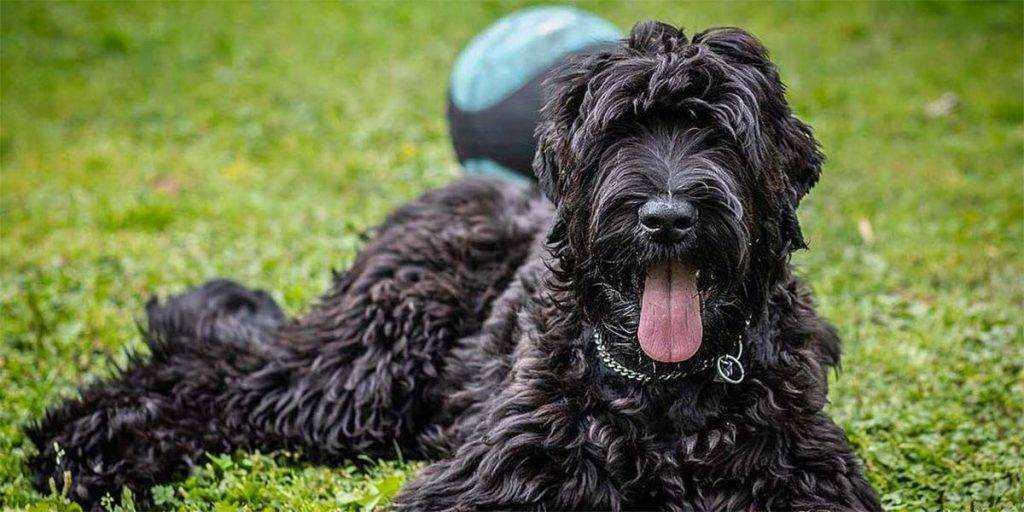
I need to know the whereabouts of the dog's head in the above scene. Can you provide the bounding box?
[536,22,822,377]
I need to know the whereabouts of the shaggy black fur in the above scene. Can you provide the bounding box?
[27,22,881,511]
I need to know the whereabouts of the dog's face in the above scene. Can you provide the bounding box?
[536,22,823,376]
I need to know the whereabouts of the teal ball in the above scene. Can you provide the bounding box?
[448,6,622,183]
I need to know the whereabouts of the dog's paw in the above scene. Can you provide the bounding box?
[25,398,155,510]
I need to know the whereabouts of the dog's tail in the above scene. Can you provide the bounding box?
[143,278,288,360]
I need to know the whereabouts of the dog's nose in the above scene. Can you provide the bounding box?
[639,198,697,243]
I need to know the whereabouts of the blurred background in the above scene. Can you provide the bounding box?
[1,2,1021,510]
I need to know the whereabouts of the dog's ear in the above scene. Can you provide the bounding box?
[765,79,824,251]
[773,114,823,250]
[532,126,563,204]
[775,114,824,205]
[533,48,618,205]
[532,69,579,204]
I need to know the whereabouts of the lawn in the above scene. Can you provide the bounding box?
[1,1,1021,511]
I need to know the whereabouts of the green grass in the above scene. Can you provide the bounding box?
[1,1,1021,510]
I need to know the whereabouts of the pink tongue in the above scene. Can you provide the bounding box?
[637,262,703,363]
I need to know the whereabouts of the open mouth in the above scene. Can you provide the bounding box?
[637,261,703,363]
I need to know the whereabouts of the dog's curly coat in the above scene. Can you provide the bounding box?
[27,22,881,511]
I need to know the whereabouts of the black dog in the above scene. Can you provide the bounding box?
[27,22,881,511]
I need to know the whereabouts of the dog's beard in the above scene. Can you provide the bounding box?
[582,168,750,377]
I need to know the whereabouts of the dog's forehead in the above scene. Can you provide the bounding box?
[564,49,781,179]
[581,48,755,131]
[539,23,821,210]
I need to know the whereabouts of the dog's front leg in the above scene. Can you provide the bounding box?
[391,369,628,511]
[768,413,884,512]
[393,435,628,512]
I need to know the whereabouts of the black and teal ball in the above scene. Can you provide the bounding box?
[447,6,622,184]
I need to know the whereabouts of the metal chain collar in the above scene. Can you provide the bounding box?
[592,320,748,385]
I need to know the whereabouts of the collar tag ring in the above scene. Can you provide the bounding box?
[714,354,745,384]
